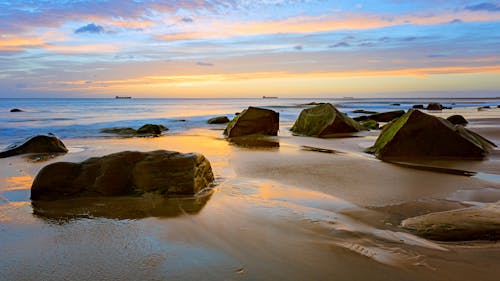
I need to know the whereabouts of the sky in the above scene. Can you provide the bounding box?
[0,0,499,98]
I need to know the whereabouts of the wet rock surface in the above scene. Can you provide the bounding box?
[0,134,68,158]
[224,107,279,137]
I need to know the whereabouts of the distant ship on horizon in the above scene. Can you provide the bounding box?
[115,96,132,99]
[262,96,278,99]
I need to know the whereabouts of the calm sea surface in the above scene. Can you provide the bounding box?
[0,97,498,147]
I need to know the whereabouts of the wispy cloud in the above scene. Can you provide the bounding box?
[465,2,500,12]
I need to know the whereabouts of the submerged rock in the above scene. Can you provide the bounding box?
[291,103,365,137]
[31,150,214,200]
[353,110,405,123]
[352,109,378,114]
[136,124,167,135]
[0,134,68,158]
[446,115,468,126]
[224,107,279,137]
[207,116,230,124]
[402,203,500,241]
[100,124,168,136]
[100,127,137,135]
[10,108,23,112]
[426,103,443,110]
[367,109,495,160]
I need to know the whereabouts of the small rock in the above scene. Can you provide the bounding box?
[426,103,443,110]
[0,134,68,158]
[207,116,230,124]
[446,115,468,126]
[412,104,424,109]
[10,108,23,112]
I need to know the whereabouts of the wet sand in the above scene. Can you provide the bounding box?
[1,108,499,281]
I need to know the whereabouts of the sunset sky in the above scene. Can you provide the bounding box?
[1,0,499,98]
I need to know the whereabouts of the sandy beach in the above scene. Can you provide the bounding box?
[0,105,499,281]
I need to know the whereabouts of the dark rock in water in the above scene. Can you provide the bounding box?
[207,116,230,124]
[100,127,137,135]
[291,103,365,137]
[446,115,468,126]
[426,103,443,110]
[0,134,68,158]
[101,124,168,136]
[391,103,400,106]
[303,102,325,106]
[136,124,167,135]
[224,107,279,137]
[402,203,500,241]
[10,108,23,112]
[497,105,500,108]
[352,109,378,114]
[354,110,405,122]
[361,120,379,130]
[367,109,496,160]
[31,150,214,200]
[235,112,240,116]
[412,104,424,109]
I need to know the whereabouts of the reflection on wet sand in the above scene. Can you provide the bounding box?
[32,190,213,221]
[227,135,279,149]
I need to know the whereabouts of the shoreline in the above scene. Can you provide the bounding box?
[0,105,499,280]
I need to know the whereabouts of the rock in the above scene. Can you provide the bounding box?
[391,103,400,106]
[100,127,137,135]
[224,107,279,137]
[291,103,365,137]
[136,124,167,135]
[31,150,214,200]
[401,203,500,241]
[0,134,68,158]
[352,109,378,114]
[353,110,405,122]
[412,104,424,109]
[303,102,325,106]
[10,108,23,112]
[446,115,468,126]
[100,124,168,136]
[207,116,230,124]
[426,103,443,110]
[367,109,496,160]
[361,120,379,130]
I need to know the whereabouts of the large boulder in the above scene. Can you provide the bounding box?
[446,115,468,126]
[224,107,279,137]
[354,110,405,122]
[207,116,230,124]
[291,103,365,137]
[402,203,500,241]
[367,109,495,160]
[31,150,214,200]
[0,134,68,158]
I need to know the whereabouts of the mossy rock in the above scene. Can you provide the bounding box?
[367,109,496,160]
[291,103,365,137]
[224,107,279,137]
[361,120,379,130]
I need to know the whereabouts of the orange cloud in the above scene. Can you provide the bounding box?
[155,11,500,41]
[0,36,45,51]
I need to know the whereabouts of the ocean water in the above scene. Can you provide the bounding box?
[0,97,498,147]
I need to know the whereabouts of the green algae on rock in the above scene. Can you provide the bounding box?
[367,109,496,160]
[291,103,365,137]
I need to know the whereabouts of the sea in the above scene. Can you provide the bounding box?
[1,97,498,148]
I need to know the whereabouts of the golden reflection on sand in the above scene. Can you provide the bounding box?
[5,175,33,190]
